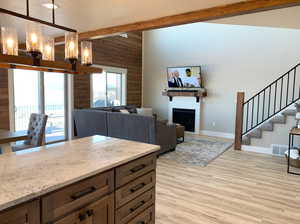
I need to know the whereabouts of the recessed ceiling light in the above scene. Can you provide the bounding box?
[42,3,59,9]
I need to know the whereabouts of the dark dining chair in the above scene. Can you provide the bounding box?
[12,113,48,152]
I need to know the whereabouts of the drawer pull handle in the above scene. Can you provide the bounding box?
[130,183,146,193]
[86,209,94,217]
[130,200,146,212]
[130,164,146,173]
[71,186,96,200]
[79,213,86,221]
[137,222,145,224]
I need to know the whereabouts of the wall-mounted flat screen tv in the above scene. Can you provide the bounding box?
[167,66,201,88]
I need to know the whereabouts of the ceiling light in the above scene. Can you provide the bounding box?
[42,3,59,9]
[119,33,128,38]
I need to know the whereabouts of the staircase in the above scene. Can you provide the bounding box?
[235,63,300,149]
[242,108,297,145]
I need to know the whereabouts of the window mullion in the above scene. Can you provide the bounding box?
[105,72,108,107]
[39,72,45,114]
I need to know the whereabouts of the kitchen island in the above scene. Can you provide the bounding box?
[0,135,159,224]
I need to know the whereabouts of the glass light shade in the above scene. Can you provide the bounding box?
[43,37,55,61]
[26,22,43,53]
[65,32,78,60]
[81,41,92,65]
[1,27,18,56]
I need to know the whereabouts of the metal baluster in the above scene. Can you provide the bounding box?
[262,90,265,121]
[292,68,296,101]
[251,98,254,128]
[246,103,249,132]
[286,72,290,106]
[268,86,271,118]
[280,77,283,110]
[257,94,260,125]
[274,82,277,114]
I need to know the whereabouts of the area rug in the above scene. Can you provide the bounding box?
[161,134,233,166]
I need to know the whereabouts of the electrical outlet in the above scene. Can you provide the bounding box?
[212,122,216,127]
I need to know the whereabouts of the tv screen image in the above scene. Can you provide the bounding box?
[167,66,201,88]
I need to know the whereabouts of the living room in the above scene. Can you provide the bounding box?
[1,1,300,224]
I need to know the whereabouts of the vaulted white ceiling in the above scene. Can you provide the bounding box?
[0,0,242,35]
[0,0,300,41]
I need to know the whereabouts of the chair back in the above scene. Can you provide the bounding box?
[25,113,48,146]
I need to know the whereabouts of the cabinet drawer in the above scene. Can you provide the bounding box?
[53,193,114,224]
[116,153,156,188]
[116,171,155,208]
[127,205,155,224]
[0,200,40,224]
[116,188,155,224]
[42,170,114,223]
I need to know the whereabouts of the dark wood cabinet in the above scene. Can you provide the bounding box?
[0,153,157,224]
[116,154,156,188]
[116,171,156,208]
[0,200,39,224]
[127,206,155,224]
[42,170,114,223]
[53,193,114,224]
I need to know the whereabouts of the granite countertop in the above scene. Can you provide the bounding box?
[0,135,160,212]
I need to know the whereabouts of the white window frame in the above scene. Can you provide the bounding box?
[90,65,127,107]
[8,69,74,142]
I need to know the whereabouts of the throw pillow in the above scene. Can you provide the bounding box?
[136,108,153,117]
[120,109,130,114]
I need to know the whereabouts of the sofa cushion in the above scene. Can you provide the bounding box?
[107,112,156,144]
[73,109,108,137]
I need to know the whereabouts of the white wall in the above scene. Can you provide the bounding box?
[211,6,300,30]
[143,22,300,138]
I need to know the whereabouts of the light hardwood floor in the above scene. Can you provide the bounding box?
[156,141,300,224]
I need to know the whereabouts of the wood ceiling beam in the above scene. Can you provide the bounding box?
[54,0,300,42]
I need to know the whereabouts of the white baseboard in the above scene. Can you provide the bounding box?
[241,145,273,155]
[198,130,234,139]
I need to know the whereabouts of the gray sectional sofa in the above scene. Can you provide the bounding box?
[73,106,177,155]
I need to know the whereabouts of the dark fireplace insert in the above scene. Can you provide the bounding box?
[172,108,195,132]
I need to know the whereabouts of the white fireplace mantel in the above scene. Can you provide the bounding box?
[168,96,201,134]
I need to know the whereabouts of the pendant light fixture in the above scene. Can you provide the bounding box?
[0,0,97,74]
[1,27,18,56]
[43,37,55,61]
[26,21,43,59]
[65,32,78,70]
[81,41,92,66]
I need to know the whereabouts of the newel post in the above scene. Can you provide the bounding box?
[234,92,245,150]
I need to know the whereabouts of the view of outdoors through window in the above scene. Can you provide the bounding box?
[92,72,123,107]
[44,72,66,142]
[13,70,66,143]
[13,70,39,131]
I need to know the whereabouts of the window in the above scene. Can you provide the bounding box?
[11,70,69,143]
[91,66,127,107]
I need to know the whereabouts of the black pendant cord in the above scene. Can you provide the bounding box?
[26,0,29,16]
[52,0,55,24]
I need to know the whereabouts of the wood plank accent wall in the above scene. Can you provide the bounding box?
[56,31,143,109]
[0,69,9,129]
[92,32,143,107]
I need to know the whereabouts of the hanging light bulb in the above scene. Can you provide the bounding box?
[65,32,78,70]
[43,37,55,61]
[1,27,18,56]
[26,21,43,57]
[65,32,78,60]
[81,41,92,66]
